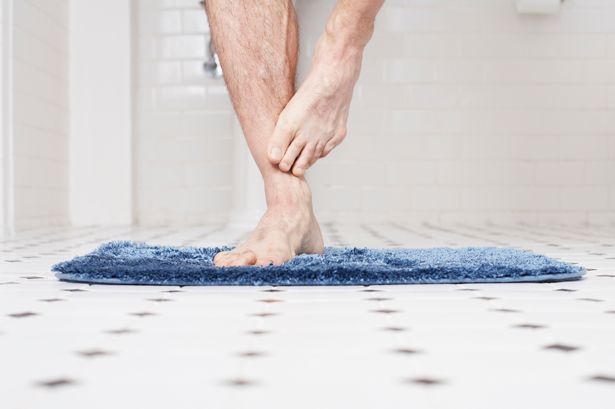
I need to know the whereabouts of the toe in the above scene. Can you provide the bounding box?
[269,256,286,266]
[279,139,304,172]
[255,258,273,266]
[267,251,289,266]
[213,251,234,266]
[229,250,257,266]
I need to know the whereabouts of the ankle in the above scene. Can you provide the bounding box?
[263,172,312,209]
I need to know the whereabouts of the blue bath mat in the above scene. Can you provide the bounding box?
[51,241,584,286]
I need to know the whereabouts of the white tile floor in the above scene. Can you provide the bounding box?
[1,223,614,409]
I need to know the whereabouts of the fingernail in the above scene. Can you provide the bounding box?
[270,147,281,160]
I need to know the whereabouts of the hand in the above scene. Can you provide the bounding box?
[267,39,362,176]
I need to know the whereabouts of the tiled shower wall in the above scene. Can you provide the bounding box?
[0,2,5,232]
[135,0,234,225]
[11,0,69,229]
[135,0,615,225]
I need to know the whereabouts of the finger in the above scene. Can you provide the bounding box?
[279,139,305,173]
[229,250,257,266]
[322,138,339,158]
[314,141,325,159]
[268,118,294,164]
[308,154,318,167]
[292,143,316,177]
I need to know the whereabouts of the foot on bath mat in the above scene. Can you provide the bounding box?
[51,241,585,286]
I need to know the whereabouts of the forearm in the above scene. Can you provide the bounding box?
[324,0,384,51]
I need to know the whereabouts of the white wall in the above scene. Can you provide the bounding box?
[0,0,5,234]
[301,0,615,225]
[11,0,70,229]
[134,0,234,225]
[134,0,615,226]
[69,0,133,225]
[1,0,613,229]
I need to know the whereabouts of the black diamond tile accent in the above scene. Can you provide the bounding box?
[237,351,267,358]
[161,290,183,293]
[360,288,383,293]
[130,311,156,317]
[251,312,277,318]
[577,298,604,302]
[513,323,546,330]
[62,288,87,292]
[258,299,283,303]
[597,274,615,278]
[21,276,44,280]
[366,297,392,302]
[588,374,615,384]
[148,298,173,302]
[36,378,76,388]
[224,378,256,387]
[474,296,498,301]
[246,329,271,336]
[104,328,136,335]
[381,326,407,332]
[39,298,65,303]
[405,377,445,386]
[393,347,421,355]
[0,281,19,285]
[8,311,38,318]
[262,288,283,293]
[543,343,580,353]
[5,259,22,263]
[77,349,113,358]
[490,308,521,313]
[555,288,577,292]
[371,309,400,314]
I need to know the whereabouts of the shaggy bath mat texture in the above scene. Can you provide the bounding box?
[52,241,585,286]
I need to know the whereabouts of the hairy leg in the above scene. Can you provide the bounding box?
[205,0,324,266]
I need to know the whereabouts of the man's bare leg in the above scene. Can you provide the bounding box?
[205,0,324,266]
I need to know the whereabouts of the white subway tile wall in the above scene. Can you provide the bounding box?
[11,0,69,229]
[135,0,615,225]
[135,0,234,225]
[0,1,5,231]
[304,0,615,224]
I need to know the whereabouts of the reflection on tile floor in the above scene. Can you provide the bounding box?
[1,223,614,408]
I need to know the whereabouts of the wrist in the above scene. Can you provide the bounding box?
[324,9,375,52]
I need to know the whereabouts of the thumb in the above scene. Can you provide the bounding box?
[268,120,294,164]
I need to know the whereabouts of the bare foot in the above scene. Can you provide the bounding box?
[266,33,363,177]
[214,176,324,266]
